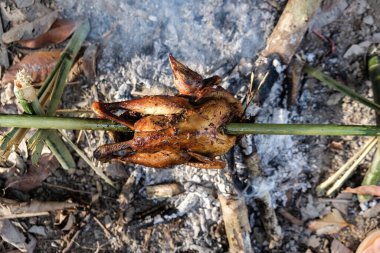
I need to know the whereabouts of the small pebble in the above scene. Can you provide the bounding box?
[29,225,47,237]
[363,15,374,25]
[191,175,201,184]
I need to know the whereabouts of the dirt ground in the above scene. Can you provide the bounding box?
[1,0,380,252]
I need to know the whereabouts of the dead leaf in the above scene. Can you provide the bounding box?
[1,50,61,85]
[14,0,34,9]
[331,239,352,253]
[28,225,47,237]
[2,11,58,44]
[344,186,380,198]
[118,172,138,208]
[5,154,59,192]
[54,210,68,226]
[0,219,36,252]
[330,141,344,150]
[82,44,98,80]
[0,198,77,219]
[61,214,76,231]
[308,209,349,235]
[333,192,352,215]
[18,19,80,48]
[54,211,76,231]
[65,45,97,83]
[357,229,380,253]
[0,2,27,24]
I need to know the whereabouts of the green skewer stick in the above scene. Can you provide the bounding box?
[1,114,380,136]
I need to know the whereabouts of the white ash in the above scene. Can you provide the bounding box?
[56,0,275,100]
[310,0,348,30]
[249,79,311,207]
[51,0,338,251]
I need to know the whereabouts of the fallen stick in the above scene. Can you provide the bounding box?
[253,0,321,104]
[218,194,252,253]
[146,183,184,199]
[262,0,321,64]
[0,198,77,219]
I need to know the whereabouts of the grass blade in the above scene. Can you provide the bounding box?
[46,20,90,116]
[360,56,380,202]
[45,130,76,170]
[0,20,90,162]
[317,137,377,192]
[325,138,377,196]
[304,66,380,113]
[0,128,28,161]
[59,130,115,187]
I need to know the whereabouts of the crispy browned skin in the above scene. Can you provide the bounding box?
[92,55,243,169]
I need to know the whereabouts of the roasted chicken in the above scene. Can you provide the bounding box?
[92,55,243,169]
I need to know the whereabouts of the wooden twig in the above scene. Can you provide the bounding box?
[277,208,303,226]
[262,0,322,64]
[0,198,77,219]
[146,183,184,199]
[62,230,81,253]
[218,194,252,253]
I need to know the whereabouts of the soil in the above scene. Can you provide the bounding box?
[1,0,380,252]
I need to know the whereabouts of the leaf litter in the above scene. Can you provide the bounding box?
[1,50,61,85]
[1,10,58,44]
[2,1,380,251]
[5,154,59,192]
[17,19,80,49]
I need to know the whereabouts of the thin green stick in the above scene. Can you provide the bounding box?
[224,123,380,136]
[47,20,90,115]
[304,66,380,113]
[2,114,380,136]
[0,115,131,132]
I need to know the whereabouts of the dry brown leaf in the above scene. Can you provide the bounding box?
[0,2,27,24]
[118,172,137,208]
[14,0,34,9]
[308,209,349,235]
[5,154,59,192]
[0,220,36,252]
[357,229,380,253]
[331,239,353,253]
[54,211,76,232]
[18,19,80,49]
[82,44,98,80]
[2,11,58,44]
[0,198,77,219]
[1,50,61,85]
[61,214,76,232]
[344,186,380,197]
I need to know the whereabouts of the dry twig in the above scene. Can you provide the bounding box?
[218,194,252,253]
